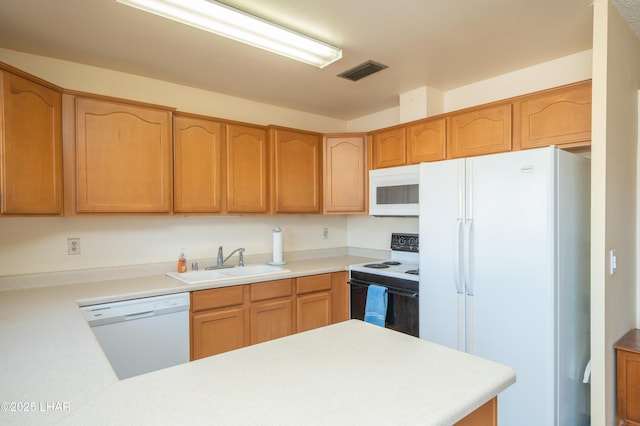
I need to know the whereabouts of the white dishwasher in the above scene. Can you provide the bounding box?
[80,292,190,380]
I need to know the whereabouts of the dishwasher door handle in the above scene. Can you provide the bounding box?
[124,311,154,320]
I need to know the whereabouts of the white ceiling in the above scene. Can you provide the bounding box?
[0,0,637,120]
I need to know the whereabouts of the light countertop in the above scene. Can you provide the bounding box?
[0,254,515,425]
[0,255,372,425]
[62,320,515,426]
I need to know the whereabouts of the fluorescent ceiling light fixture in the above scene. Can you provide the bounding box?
[117,0,342,68]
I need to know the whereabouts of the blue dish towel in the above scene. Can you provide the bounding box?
[364,284,388,327]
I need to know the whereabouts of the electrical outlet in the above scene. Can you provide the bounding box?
[67,237,81,255]
[322,228,329,239]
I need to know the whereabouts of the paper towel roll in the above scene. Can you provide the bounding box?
[269,226,286,265]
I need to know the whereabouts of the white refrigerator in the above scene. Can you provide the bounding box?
[419,146,590,426]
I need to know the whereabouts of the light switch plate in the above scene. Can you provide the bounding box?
[610,249,617,275]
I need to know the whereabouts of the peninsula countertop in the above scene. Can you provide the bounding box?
[0,254,374,425]
[0,254,515,425]
[62,320,515,426]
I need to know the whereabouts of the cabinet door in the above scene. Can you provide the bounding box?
[371,128,406,169]
[270,127,322,213]
[448,104,512,159]
[407,118,446,163]
[192,306,246,360]
[226,124,269,213]
[516,82,591,149]
[173,115,224,213]
[75,97,172,213]
[1,71,62,214]
[323,135,366,214]
[296,291,331,333]
[250,298,293,344]
[330,271,350,324]
[617,349,640,425]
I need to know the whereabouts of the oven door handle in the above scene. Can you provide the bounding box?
[348,280,419,299]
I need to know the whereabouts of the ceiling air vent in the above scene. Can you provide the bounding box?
[337,60,388,82]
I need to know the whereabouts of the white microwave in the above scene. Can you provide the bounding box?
[369,165,419,216]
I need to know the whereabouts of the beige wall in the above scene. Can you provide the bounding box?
[591,1,640,424]
[0,47,594,276]
[0,215,348,276]
[347,50,592,133]
[0,48,355,277]
[0,48,347,134]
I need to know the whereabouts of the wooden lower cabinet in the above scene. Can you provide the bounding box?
[454,397,497,426]
[615,329,640,426]
[296,274,332,333]
[251,298,293,344]
[191,272,348,360]
[192,306,246,359]
[330,271,350,323]
[190,285,248,360]
[296,291,331,333]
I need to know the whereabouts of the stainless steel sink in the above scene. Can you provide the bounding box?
[166,264,290,285]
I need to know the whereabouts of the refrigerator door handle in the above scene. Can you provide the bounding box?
[454,219,464,294]
[463,219,474,296]
[466,294,474,354]
[457,293,466,351]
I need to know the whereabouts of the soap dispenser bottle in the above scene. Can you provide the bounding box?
[177,249,187,273]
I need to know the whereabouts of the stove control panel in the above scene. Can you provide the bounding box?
[390,233,419,253]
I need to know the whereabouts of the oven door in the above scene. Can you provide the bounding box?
[349,279,419,337]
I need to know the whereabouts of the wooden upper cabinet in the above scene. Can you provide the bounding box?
[173,114,224,213]
[406,118,446,163]
[270,127,322,214]
[74,96,173,213]
[323,134,366,214]
[448,103,512,159]
[515,81,591,149]
[226,123,269,214]
[371,127,406,168]
[1,70,63,215]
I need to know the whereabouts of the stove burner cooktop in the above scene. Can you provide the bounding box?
[363,263,389,269]
[349,232,420,281]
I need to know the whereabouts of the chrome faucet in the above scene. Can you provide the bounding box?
[216,246,245,268]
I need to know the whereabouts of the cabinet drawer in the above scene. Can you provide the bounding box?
[250,279,292,302]
[296,274,332,294]
[191,285,245,312]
